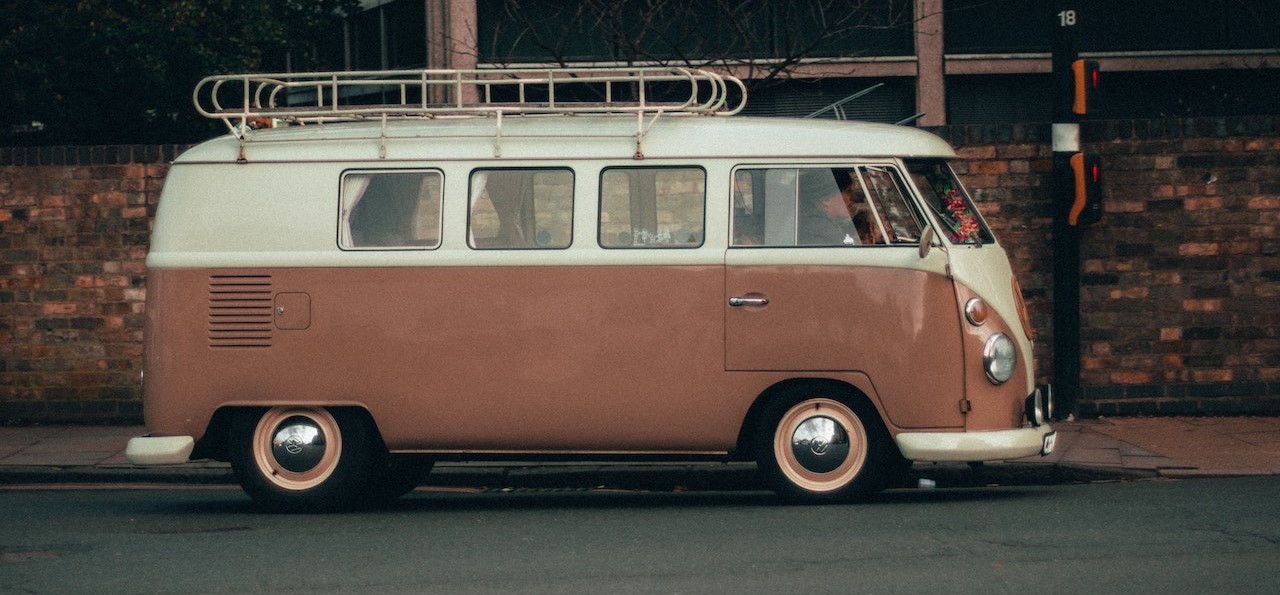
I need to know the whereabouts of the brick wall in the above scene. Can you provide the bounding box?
[935,116,1280,416]
[1,146,186,423]
[1,119,1278,423]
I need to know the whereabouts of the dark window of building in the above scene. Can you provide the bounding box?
[945,0,1052,54]
[350,6,383,70]
[477,0,610,63]
[946,0,1280,54]
[947,68,1280,123]
[386,0,427,68]
[477,0,912,64]
[348,0,428,70]
[946,74,1053,124]
[742,78,916,123]
[786,0,914,58]
[1083,1,1280,52]
[1097,70,1280,119]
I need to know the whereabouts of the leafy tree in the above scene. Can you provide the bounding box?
[1,0,358,145]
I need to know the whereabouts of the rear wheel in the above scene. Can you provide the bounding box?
[230,407,377,513]
[756,394,888,503]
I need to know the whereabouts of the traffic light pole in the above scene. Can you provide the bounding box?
[1051,1,1082,416]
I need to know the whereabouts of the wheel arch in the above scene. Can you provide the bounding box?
[192,403,385,462]
[733,377,893,461]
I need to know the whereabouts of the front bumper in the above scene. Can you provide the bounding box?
[893,385,1056,462]
[125,435,195,465]
[894,424,1055,462]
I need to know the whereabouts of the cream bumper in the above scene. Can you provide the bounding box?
[894,424,1055,463]
[125,435,196,465]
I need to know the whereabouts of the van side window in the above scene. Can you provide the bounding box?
[730,166,924,247]
[858,166,924,244]
[599,167,705,248]
[469,169,573,249]
[340,171,442,249]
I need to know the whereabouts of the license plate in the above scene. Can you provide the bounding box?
[1042,431,1057,456]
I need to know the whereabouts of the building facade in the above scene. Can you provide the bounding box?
[343,0,1279,125]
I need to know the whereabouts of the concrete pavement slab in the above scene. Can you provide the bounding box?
[1088,416,1280,476]
[1059,446,1124,467]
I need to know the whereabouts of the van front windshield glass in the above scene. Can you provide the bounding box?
[906,160,994,245]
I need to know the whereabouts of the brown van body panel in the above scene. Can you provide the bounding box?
[147,265,733,451]
[143,262,988,453]
[725,265,965,430]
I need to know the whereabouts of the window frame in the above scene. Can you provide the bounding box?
[466,167,576,251]
[856,165,927,245]
[338,168,445,251]
[597,165,708,250]
[728,163,928,248]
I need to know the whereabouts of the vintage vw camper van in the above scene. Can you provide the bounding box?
[125,68,1054,511]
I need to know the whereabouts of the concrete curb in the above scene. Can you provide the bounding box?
[7,417,1277,491]
[0,460,1160,491]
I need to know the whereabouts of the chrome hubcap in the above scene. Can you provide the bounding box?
[789,416,850,474]
[270,416,327,473]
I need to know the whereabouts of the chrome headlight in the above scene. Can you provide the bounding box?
[983,333,1017,384]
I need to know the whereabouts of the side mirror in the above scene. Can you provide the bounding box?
[919,226,936,259]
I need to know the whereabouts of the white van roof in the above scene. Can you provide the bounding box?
[177,115,958,164]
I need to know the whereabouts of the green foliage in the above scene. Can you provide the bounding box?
[1,0,358,145]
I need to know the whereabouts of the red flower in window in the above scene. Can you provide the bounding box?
[941,186,980,242]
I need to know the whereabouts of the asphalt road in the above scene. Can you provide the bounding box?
[2,477,1278,594]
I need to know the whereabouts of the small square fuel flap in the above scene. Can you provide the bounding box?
[274,292,312,330]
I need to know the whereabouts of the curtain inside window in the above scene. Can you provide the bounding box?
[339,174,373,247]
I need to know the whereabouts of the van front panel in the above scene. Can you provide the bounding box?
[725,263,965,430]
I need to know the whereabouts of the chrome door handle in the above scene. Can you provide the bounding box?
[729,296,769,307]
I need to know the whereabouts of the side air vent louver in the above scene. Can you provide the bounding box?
[208,275,273,348]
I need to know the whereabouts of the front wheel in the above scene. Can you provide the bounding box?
[756,395,888,503]
[230,407,377,513]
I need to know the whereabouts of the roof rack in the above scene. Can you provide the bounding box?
[194,66,746,138]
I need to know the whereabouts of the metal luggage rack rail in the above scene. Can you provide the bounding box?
[193,67,747,158]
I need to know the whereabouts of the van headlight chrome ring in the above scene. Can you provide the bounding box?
[964,298,988,326]
[983,333,1017,384]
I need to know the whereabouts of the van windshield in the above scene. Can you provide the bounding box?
[905,160,994,245]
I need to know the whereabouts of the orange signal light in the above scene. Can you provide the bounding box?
[1071,59,1100,115]
[1068,152,1103,226]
